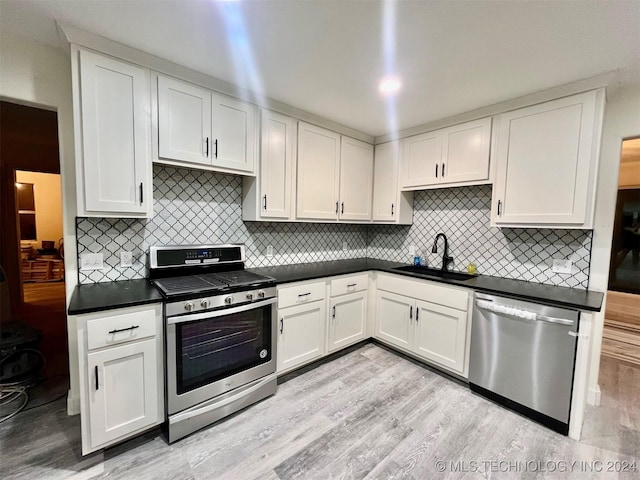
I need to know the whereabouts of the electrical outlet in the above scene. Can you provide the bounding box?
[552,259,573,274]
[120,251,133,267]
[342,241,348,251]
[266,245,274,258]
[80,253,104,271]
[409,245,416,257]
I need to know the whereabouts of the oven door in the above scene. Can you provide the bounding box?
[166,298,276,415]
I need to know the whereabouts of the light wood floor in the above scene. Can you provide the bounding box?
[1,343,639,480]
[602,291,640,365]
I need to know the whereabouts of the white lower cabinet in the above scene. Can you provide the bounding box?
[375,290,413,350]
[328,291,367,353]
[374,275,470,376]
[277,300,326,373]
[77,304,164,455]
[413,300,468,373]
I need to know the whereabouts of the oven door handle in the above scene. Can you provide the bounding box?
[167,298,276,325]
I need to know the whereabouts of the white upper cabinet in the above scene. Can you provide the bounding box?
[211,92,256,173]
[76,49,151,217]
[338,136,373,221]
[440,117,492,184]
[400,117,492,190]
[402,130,442,187]
[156,75,256,175]
[372,141,414,224]
[158,76,211,166]
[296,122,341,220]
[492,89,604,228]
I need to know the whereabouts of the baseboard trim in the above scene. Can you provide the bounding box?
[67,390,81,416]
[587,385,601,406]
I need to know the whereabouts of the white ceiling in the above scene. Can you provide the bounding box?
[1,0,639,137]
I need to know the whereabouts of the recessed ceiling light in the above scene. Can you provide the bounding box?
[379,76,401,95]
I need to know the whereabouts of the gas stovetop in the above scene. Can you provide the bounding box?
[149,244,275,299]
[153,269,275,297]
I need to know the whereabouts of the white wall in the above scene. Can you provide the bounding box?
[587,82,640,403]
[0,31,80,414]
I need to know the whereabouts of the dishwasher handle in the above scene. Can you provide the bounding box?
[475,299,575,326]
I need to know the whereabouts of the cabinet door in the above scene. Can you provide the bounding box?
[260,110,296,219]
[87,338,159,448]
[401,130,442,188]
[296,122,341,220]
[440,117,491,185]
[79,50,149,214]
[328,291,367,353]
[211,92,256,173]
[493,91,598,226]
[413,301,467,374]
[277,300,326,373]
[372,141,400,222]
[339,137,373,221]
[157,76,211,165]
[374,291,414,350]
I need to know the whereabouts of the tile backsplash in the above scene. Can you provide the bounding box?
[76,166,367,284]
[367,185,591,289]
[77,166,591,289]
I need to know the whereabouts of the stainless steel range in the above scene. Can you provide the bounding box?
[149,244,277,442]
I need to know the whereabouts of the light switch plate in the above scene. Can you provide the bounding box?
[120,251,133,267]
[409,245,416,257]
[552,259,572,274]
[266,246,273,258]
[80,253,104,271]
[342,241,348,251]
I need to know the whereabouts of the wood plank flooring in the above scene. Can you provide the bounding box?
[1,343,639,480]
[602,291,640,365]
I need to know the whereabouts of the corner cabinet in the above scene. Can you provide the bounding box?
[296,123,374,222]
[76,303,164,455]
[400,117,492,191]
[243,110,297,221]
[491,89,605,228]
[156,75,256,175]
[374,273,471,377]
[372,141,413,224]
[72,48,152,217]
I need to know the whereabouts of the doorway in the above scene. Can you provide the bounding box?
[601,137,640,365]
[0,101,68,419]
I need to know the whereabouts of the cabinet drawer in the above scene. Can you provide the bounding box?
[278,281,326,309]
[87,307,157,351]
[330,273,368,297]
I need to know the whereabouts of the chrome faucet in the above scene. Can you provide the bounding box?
[432,233,453,272]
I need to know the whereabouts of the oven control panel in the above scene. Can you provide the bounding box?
[165,287,276,318]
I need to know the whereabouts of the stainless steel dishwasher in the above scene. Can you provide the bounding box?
[469,292,579,435]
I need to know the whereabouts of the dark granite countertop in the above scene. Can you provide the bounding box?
[68,258,604,315]
[68,278,163,315]
[249,258,604,312]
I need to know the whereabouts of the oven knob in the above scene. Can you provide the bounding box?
[258,290,265,299]
[246,293,254,301]
[224,296,234,305]
[184,301,195,312]
[200,299,210,309]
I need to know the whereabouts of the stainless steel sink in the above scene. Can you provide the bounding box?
[393,265,477,281]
